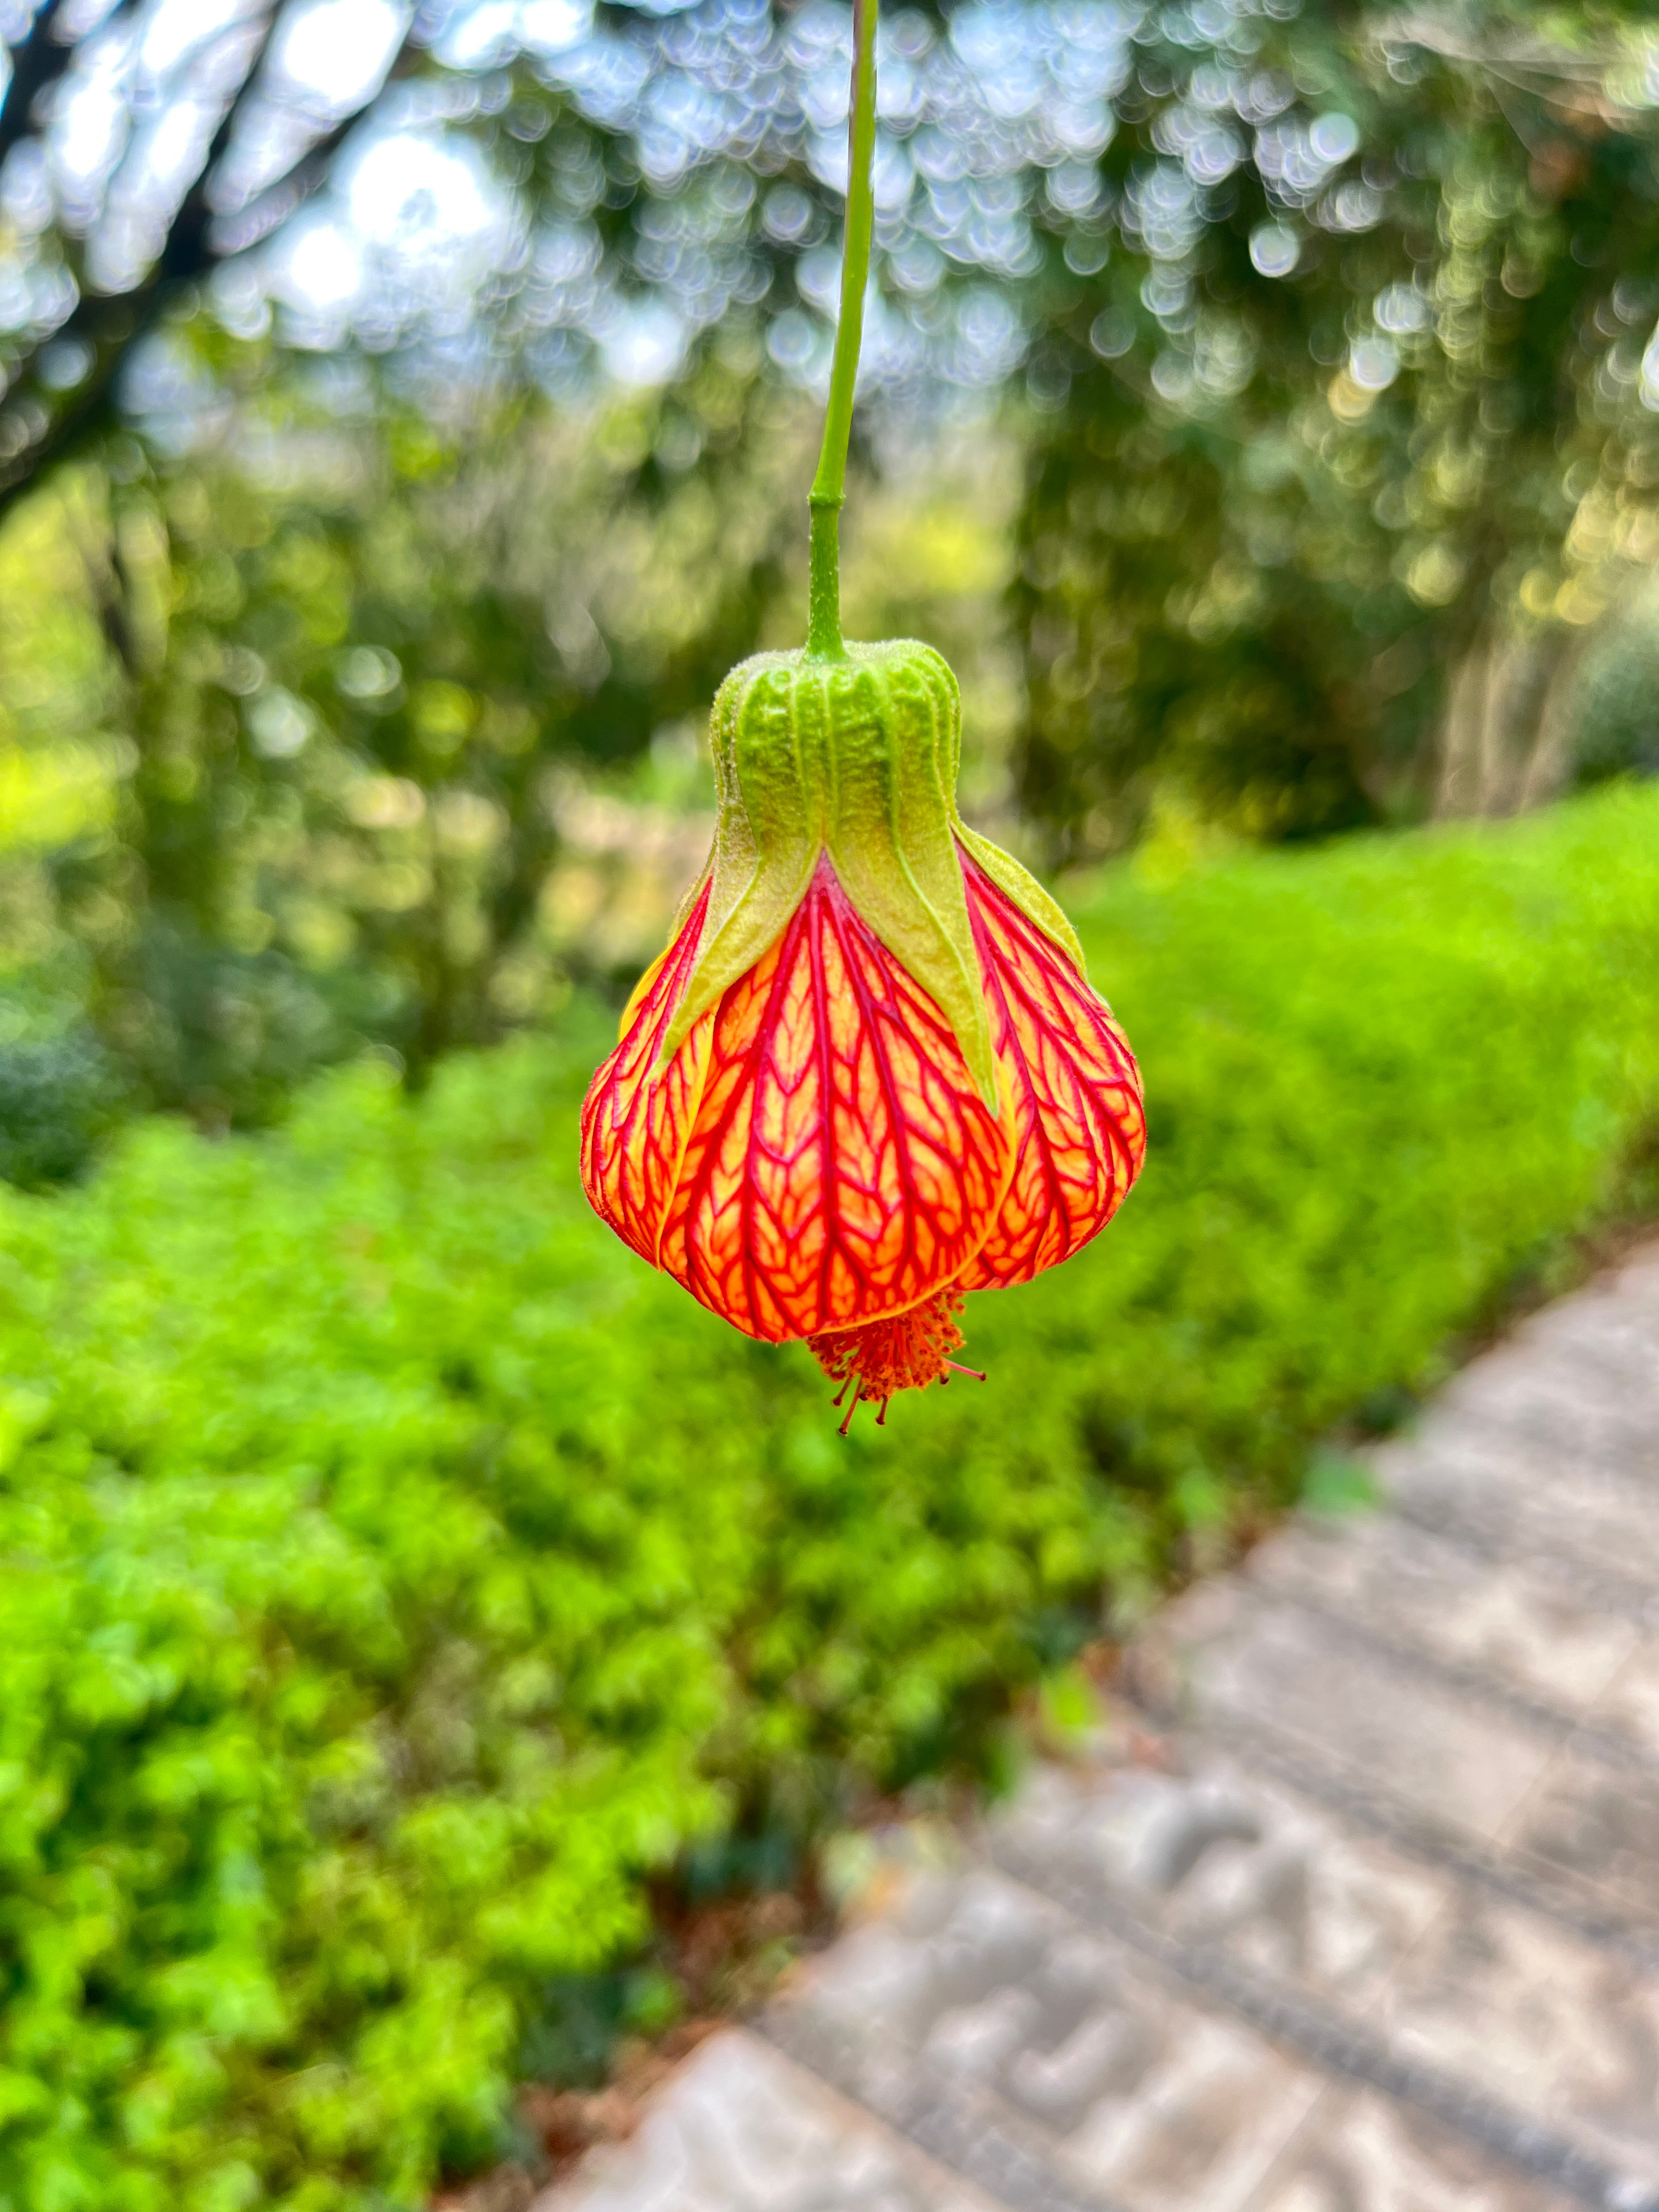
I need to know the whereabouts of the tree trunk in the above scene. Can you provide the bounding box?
[1432,624,1583,818]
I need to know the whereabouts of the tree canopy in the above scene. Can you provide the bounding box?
[5,0,1659,1146]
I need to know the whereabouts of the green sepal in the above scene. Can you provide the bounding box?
[953,823,1088,974]
[653,652,824,1069]
[659,639,1081,1107]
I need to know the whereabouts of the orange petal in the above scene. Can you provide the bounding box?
[580,880,714,1269]
[657,854,1010,1342]
[955,848,1146,1291]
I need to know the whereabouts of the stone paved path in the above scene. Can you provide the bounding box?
[538,1244,1659,2212]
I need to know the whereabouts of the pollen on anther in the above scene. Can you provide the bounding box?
[809,1284,972,1421]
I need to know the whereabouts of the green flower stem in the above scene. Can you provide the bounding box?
[805,0,878,663]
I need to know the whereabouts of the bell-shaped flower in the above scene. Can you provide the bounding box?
[581,638,1145,1424]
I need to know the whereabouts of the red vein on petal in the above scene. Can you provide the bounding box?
[957,847,1146,1291]
[579,880,713,1266]
[818,865,922,1324]
[658,854,1008,1341]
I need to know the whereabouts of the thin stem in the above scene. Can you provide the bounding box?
[805,0,878,662]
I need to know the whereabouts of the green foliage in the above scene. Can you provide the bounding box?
[18,4,1659,1154]
[10,0,1659,923]
[0,396,1035,1169]
[2,783,1657,2209]
[0,1018,120,1188]
[0,373,804,1135]
[1015,3,1659,852]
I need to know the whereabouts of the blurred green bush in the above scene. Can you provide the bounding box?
[2,782,1658,2210]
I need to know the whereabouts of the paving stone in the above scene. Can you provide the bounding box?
[1245,1516,1640,1716]
[1373,1889,1659,2182]
[1429,1340,1659,1470]
[1438,1358,1659,1457]
[1376,1421,1659,1607]
[1054,2009,1324,2212]
[797,1868,1062,2052]
[990,1757,1450,2013]
[1244,2087,1582,2212]
[776,1866,1338,2212]
[1131,1554,1659,1942]
[1506,1753,1659,1925]
[529,2030,1002,2212]
[1511,1299,1659,1402]
[1590,1640,1659,1765]
[987,1751,1659,2194]
[1128,1587,1559,1839]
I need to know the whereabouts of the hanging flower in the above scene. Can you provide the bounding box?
[580,639,1145,1425]
[580,0,1141,1425]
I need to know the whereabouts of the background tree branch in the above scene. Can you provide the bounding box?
[0,2,416,521]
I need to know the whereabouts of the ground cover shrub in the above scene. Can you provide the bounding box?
[2,782,1658,2210]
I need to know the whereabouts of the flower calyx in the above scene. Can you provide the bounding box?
[652,637,1087,1111]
